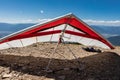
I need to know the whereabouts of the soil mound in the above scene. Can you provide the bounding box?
[80,52,120,80]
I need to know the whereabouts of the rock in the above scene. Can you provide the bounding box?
[88,78,95,80]
[2,73,12,79]
[64,68,70,70]
[49,79,55,80]
[58,75,65,80]
[5,67,11,74]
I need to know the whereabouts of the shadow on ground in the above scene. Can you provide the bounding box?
[0,52,120,80]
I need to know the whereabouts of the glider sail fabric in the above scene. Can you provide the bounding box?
[0,13,114,49]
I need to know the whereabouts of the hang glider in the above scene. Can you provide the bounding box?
[0,13,114,49]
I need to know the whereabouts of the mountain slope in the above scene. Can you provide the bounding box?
[91,25,120,37]
[108,36,120,46]
[0,23,35,37]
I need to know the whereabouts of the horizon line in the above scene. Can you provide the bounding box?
[0,19,120,26]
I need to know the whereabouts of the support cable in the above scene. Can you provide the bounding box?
[45,15,72,71]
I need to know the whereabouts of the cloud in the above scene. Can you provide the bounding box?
[20,19,51,23]
[84,19,120,26]
[0,18,51,24]
[17,19,33,23]
[37,18,51,23]
[0,17,120,26]
[102,33,119,38]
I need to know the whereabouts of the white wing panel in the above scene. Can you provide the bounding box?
[63,34,110,49]
[53,24,65,30]
[63,34,74,42]
[21,37,36,46]
[7,40,23,47]
[39,24,84,33]
[66,25,74,30]
[90,39,110,49]
[40,24,65,32]
[50,34,60,41]
[37,35,51,42]
[78,37,93,45]
[77,37,110,49]
[0,43,10,50]
[67,24,84,34]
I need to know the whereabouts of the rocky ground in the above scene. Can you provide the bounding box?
[0,42,120,80]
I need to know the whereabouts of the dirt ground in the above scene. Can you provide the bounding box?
[0,42,120,80]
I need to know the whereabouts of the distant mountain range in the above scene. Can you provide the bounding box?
[0,23,120,46]
[90,25,120,46]
[108,36,120,46]
[0,23,35,37]
[91,25,120,38]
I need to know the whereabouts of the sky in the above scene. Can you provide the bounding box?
[0,0,120,26]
